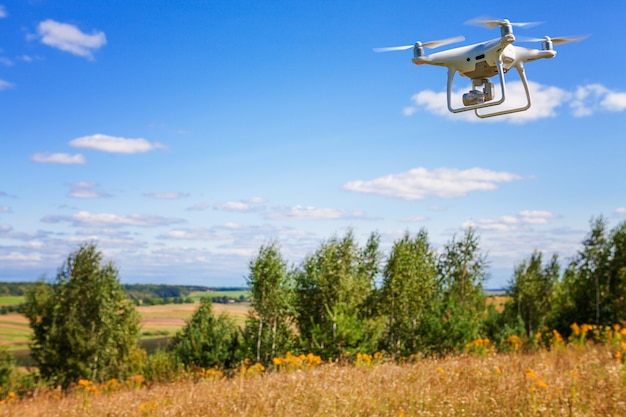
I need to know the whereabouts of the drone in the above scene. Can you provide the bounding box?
[374,18,586,118]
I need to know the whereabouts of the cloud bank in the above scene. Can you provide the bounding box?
[42,211,184,228]
[405,81,626,123]
[264,205,367,220]
[344,167,522,200]
[463,210,559,232]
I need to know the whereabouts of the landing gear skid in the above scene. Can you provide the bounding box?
[446,58,531,118]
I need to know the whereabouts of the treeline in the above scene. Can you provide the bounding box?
[123,284,209,300]
[0,282,31,296]
[0,282,248,309]
[2,216,625,392]
[243,216,626,362]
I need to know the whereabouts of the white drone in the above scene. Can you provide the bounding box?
[375,18,586,118]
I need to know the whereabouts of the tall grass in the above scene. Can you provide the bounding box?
[2,344,625,416]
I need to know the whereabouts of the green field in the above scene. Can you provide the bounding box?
[189,290,250,301]
[0,296,25,306]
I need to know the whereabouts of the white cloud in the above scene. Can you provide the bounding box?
[70,134,166,154]
[0,5,6,18]
[0,57,13,66]
[571,84,626,116]
[30,152,86,164]
[144,192,190,200]
[462,210,558,233]
[406,81,626,123]
[265,205,367,220]
[186,202,211,211]
[214,197,266,212]
[518,210,558,225]
[0,206,10,213]
[67,182,110,198]
[161,228,219,241]
[344,167,522,200]
[616,208,626,216]
[36,19,106,59]
[0,79,13,90]
[42,211,184,228]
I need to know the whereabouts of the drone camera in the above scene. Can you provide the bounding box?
[462,79,494,106]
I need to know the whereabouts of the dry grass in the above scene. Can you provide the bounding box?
[486,295,510,312]
[3,344,626,416]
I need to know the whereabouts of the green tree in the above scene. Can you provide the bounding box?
[169,297,241,370]
[379,229,438,356]
[23,243,141,387]
[503,251,559,337]
[607,220,626,322]
[294,230,382,358]
[435,228,488,352]
[551,217,626,331]
[244,241,295,364]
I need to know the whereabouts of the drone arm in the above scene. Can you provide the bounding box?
[474,62,531,118]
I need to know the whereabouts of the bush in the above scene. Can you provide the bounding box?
[169,298,242,370]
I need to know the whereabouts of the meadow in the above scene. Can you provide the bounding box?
[1,298,251,368]
[0,290,250,347]
[1,344,625,416]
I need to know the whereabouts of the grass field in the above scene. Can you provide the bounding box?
[0,314,30,348]
[2,344,625,416]
[0,296,25,306]
[189,290,250,301]
[486,295,509,312]
[0,302,251,352]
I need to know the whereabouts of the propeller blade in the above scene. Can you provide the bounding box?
[373,45,414,52]
[466,17,542,29]
[550,35,589,45]
[518,35,589,44]
[373,36,464,53]
[422,36,465,49]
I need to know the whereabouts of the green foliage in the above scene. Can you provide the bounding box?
[503,251,559,337]
[169,298,242,370]
[379,229,438,356]
[244,241,295,364]
[434,228,488,352]
[294,230,382,358]
[141,349,183,383]
[23,242,141,387]
[0,347,17,399]
[550,217,626,332]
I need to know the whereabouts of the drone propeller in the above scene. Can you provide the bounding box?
[466,17,542,29]
[519,35,589,45]
[373,36,465,53]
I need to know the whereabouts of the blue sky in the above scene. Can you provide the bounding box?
[1,0,625,287]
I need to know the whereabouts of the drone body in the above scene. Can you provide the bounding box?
[375,19,584,118]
